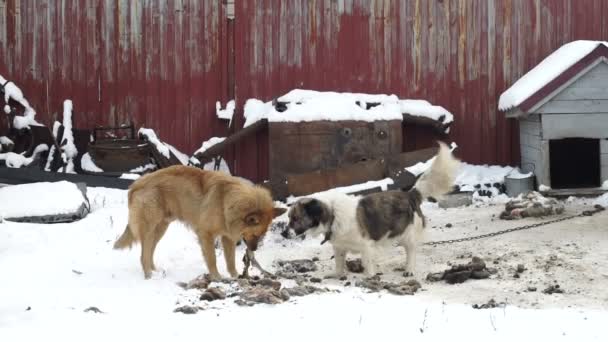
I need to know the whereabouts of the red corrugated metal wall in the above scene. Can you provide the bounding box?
[2,1,608,182]
[0,0,230,156]
[233,0,608,181]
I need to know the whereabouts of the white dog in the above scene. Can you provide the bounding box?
[287,142,459,277]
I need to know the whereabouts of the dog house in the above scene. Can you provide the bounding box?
[500,41,608,192]
[195,90,454,199]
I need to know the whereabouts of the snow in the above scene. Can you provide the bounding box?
[129,163,156,173]
[216,99,235,125]
[138,128,170,159]
[80,153,104,173]
[244,90,454,127]
[0,74,39,130]
[165,144,189,165]
[400,99,454,124]
[594,193,608,207]
[44,121,62,171]
[244,92,402,127]
[59,100,77,173]
[539,184,552,192]
[188,156,231,175]
[602,180,608,190]
[1,186,608,341]
[498,40,608,111]
[0,136,13,145]
[506,169,533,179]
[0,144,48,168]
[120,173,141,180]
[0,181,86,219]
[193,137,226,155]
[455,163,515,192]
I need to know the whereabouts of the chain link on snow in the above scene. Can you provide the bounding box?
[423,205,605,246]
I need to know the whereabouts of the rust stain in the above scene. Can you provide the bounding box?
[458,0,466,87]
[413,0,421,89]
[2,1,608,182]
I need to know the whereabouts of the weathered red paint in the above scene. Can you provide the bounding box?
[2,1,608,182]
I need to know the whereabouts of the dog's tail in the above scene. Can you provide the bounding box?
[113,225,136,249]
[414,141,460,200]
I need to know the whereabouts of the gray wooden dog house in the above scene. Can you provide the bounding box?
[503,43,608,192]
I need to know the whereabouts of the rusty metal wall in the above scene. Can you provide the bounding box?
[233,0,608,181]
[0,0,230,155]
[2,1,608,183]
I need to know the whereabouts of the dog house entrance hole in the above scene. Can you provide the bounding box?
[549,138,600,189]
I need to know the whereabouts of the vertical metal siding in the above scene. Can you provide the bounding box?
[2,1,608,182]
[234,0,608,181]
[0,0,228,155]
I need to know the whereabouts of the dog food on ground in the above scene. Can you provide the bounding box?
[472,299,506,309]
[200,287,226,301]
[346,259,365,273]
[543,284,564,295]
[174,305,202,314]
[426,257,492,284]
[356,276,421,296]
[276,259,317,273]
[499,191,564,220]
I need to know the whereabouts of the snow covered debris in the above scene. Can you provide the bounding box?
[400,99,454,124]
[59,100,77,173]
[0,136,14,152]
[0,181,86,219]
[0,74,36,117]
[166,144,189,165]
[120,173,141,180]
[80,153,104,173]
[498,40,608,111]
[194,137,226,155]
[138,128,170,159]
[0,144,48,168]
[44,121,62,171]
[0,136,13,146]
[216,99,235,123]
[129,163,156,173]
[1,74,41,129]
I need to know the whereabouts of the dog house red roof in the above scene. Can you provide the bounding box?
[499,41,608,117]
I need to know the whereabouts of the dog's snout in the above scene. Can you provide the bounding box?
[245,237,259,251]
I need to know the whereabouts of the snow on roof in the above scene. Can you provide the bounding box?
[498,40,608,111]
[243,89,454,127]
[400,99,454,124]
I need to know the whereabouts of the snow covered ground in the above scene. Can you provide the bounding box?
[1,185,607,341]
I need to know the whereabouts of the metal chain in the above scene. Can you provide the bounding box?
[423,206,605,246]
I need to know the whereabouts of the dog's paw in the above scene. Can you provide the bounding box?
[148,269,167,280]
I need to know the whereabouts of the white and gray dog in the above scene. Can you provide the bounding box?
[287,142,460,277]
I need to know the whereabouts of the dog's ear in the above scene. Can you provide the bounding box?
[303,199,324,219]
[273,207,287,218]
[245,213,260,226]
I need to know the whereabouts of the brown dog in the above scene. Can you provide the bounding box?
[113,165,284,279]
